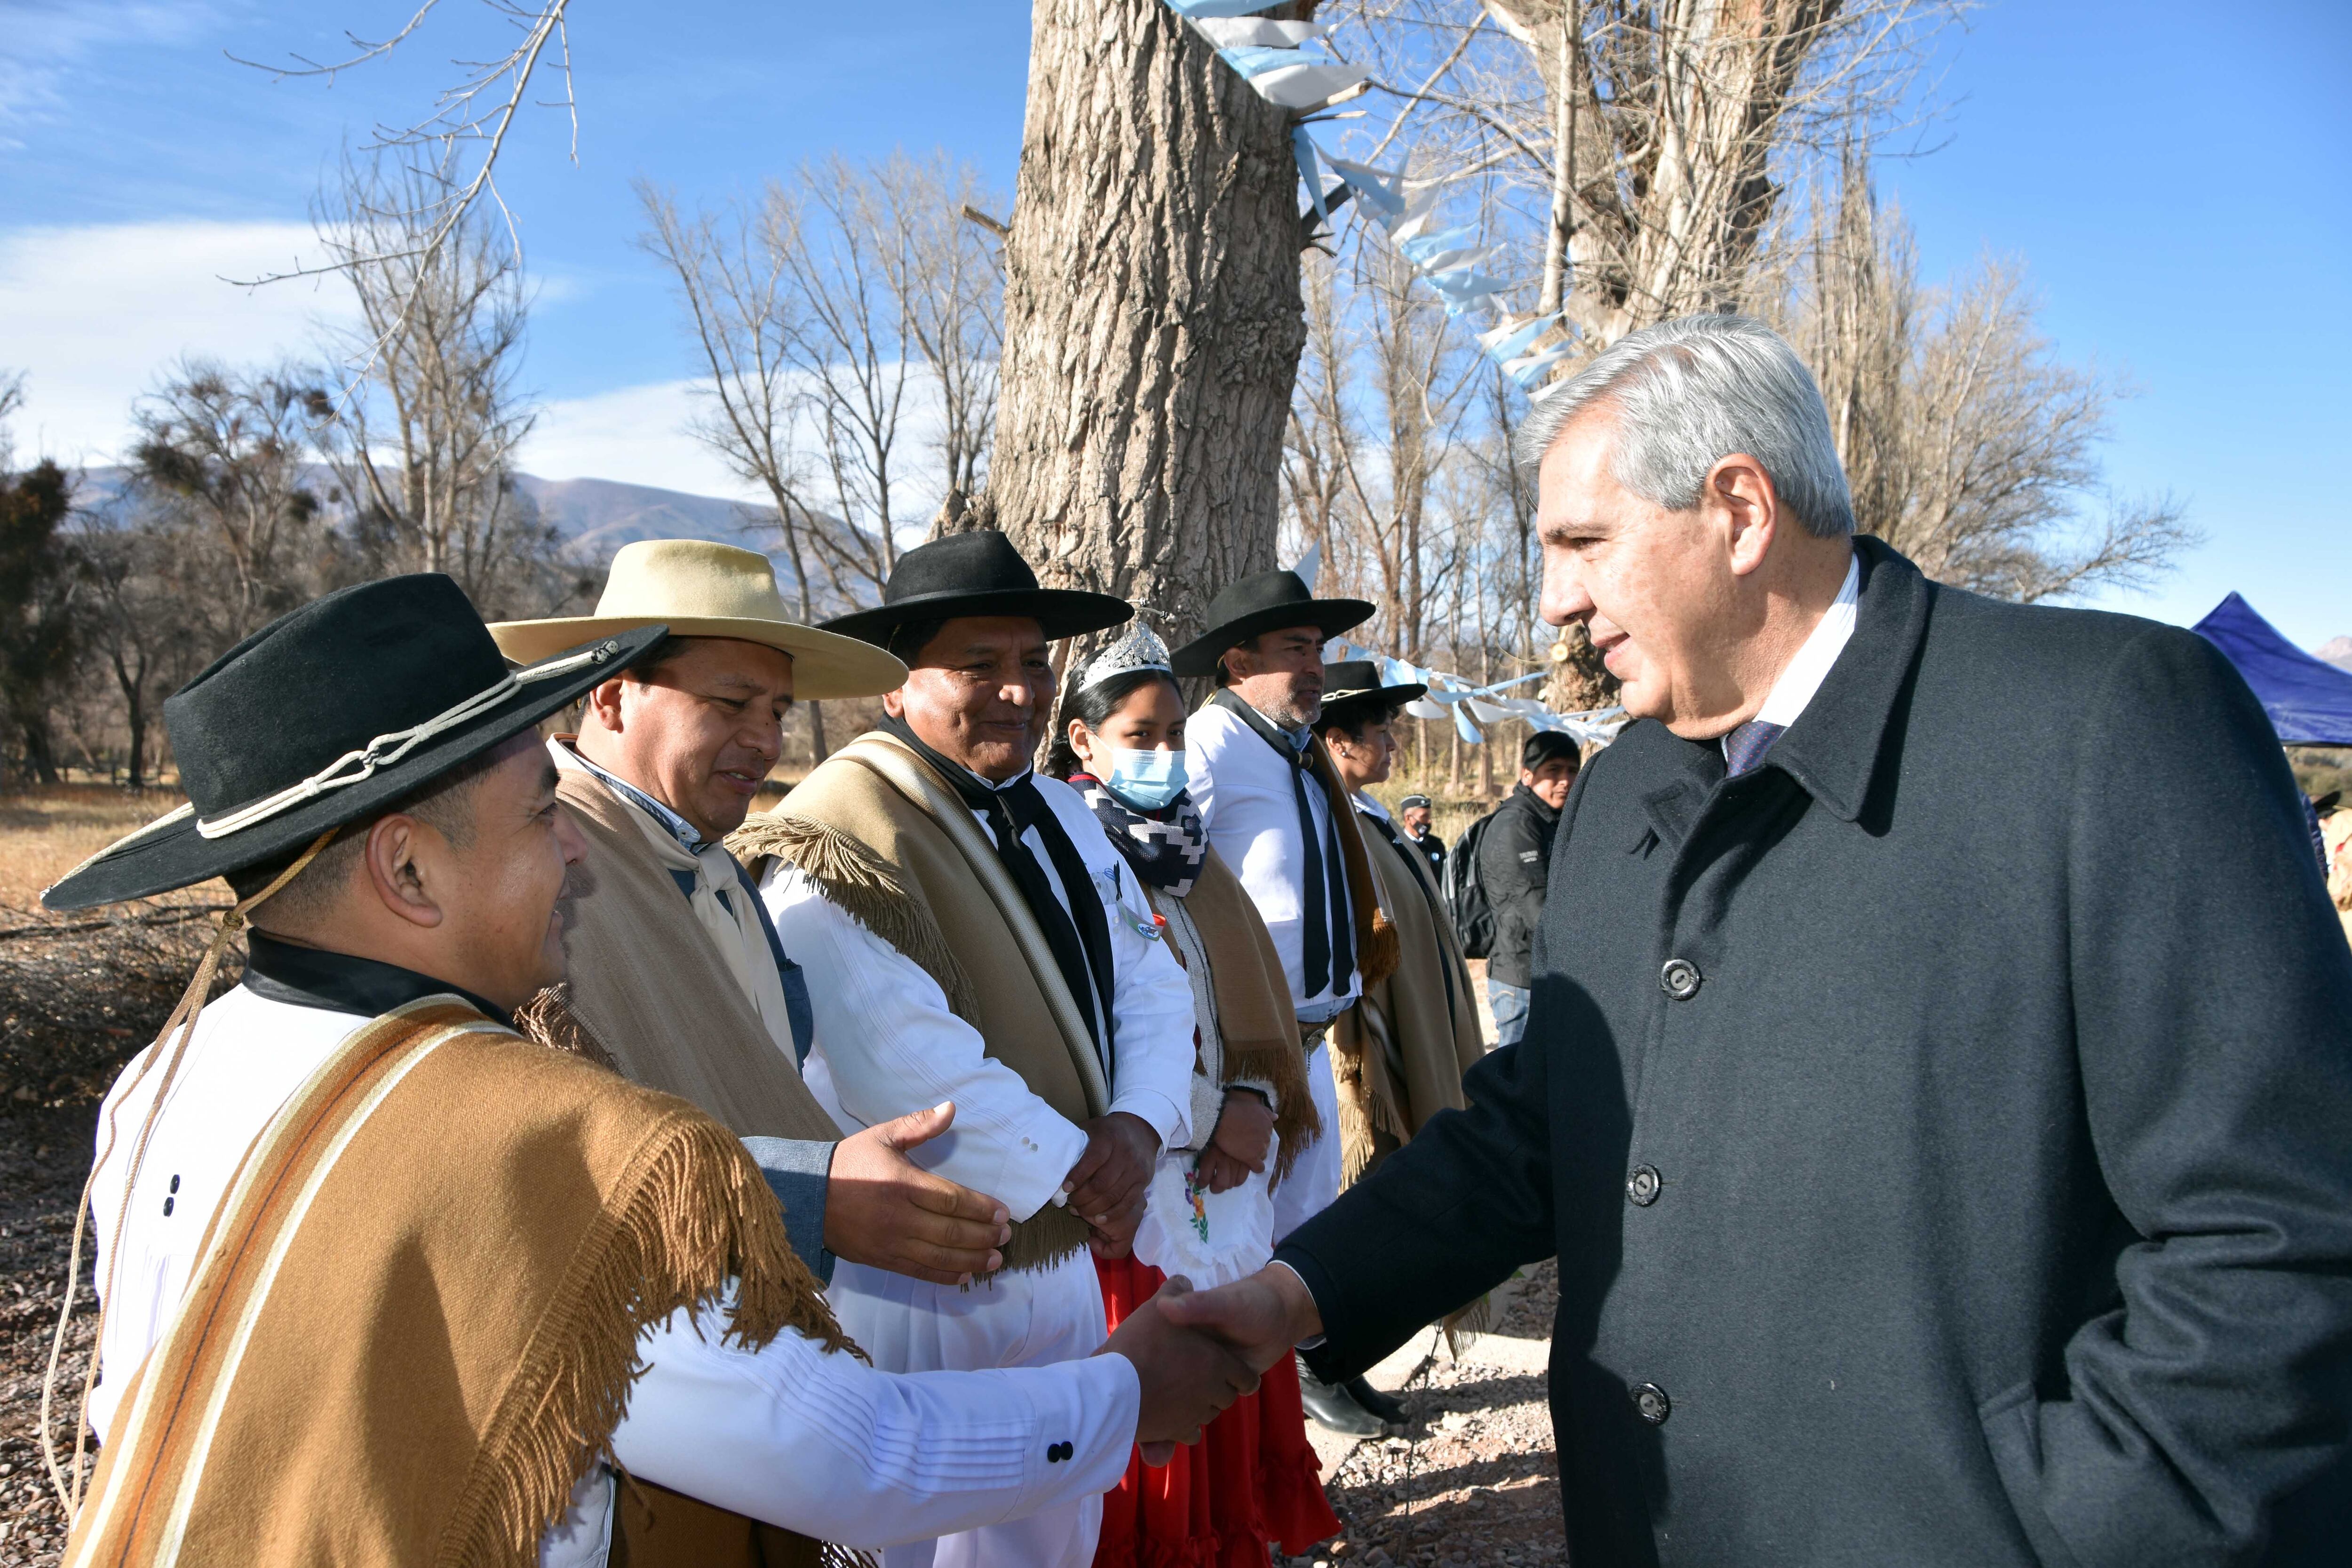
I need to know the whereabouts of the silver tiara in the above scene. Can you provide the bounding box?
[1079,621,1172,692]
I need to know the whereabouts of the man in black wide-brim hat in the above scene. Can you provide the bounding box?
[742,529,1210,1568]
[49,574,1246,1567]
[1171,570,1411,1436]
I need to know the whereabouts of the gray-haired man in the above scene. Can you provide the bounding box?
[1168,313,2352,1565]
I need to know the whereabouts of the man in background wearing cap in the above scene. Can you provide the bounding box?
[1395,794,1446,883]
[1170,571,1398,1435]
[746,531,1201,1568]
[1478,732,1581,1048]
[491,541,1017,1299]
[49,576,1247,1566]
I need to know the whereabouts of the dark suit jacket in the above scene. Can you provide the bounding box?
[1278,540,2352,1567]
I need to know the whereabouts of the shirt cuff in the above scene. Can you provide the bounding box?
[740,1136,837,1285]
[1269,1256,1328,1350]
[1106,1087,1188,1154]
[1024,1352,1142,1509]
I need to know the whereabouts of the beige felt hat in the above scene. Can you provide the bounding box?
[488,540,907,700]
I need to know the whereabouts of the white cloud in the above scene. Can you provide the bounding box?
[518,380,764,500]
[0,218,356,465]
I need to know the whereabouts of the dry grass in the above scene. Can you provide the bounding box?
[0,788,199,914]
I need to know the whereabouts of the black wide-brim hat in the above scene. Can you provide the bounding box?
[1318,659,1428,716]
[42,574,665,912]
[1169,569,1375,678]
[821,530,1133,648]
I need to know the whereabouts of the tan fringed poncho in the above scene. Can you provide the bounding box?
[63,998,852,1568]
[1331,805,1487,1188]
[1145,850,1318,1179]
[543,764,844,1145]
[730,732,1109,1272]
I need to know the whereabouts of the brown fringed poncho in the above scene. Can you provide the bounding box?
[63,998,854,1568]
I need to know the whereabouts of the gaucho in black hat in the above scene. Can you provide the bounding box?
[50,574,1215,1565]
[1176,573,1405,1438]
[741,531,1224,1567]
[1309,660,1487,1374]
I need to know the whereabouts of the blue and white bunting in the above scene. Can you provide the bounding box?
[1160,0,1579,392]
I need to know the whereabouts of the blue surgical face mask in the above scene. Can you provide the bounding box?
[1106,746,1187,811]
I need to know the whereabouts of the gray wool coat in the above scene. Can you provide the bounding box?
[1279,539,2352,1567]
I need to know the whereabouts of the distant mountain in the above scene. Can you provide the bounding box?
[2319,636,2352,672]
[67,465,846,606]
[513,474,771,561]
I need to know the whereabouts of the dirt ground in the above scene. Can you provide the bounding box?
[1276,1264,1564,1568]
[0,785,1552,1565]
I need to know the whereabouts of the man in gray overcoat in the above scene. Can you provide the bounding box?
[1170,315,2352,1565]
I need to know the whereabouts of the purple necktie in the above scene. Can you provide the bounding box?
[1723,719,1787,779]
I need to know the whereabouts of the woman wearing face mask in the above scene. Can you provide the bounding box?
[1049,625,1343,1568]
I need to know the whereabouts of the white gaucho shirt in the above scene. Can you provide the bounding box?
[1185,700,1363,1024]
[761,766,1197,1221]
[86,969,1140,1566]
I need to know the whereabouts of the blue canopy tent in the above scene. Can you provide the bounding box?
[2192,593,2352,746]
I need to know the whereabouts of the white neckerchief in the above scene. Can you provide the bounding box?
[1726,549,1860,760]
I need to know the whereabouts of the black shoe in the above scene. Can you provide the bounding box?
[1344,1374,1408,1424]
[1297,1366,1386,1436]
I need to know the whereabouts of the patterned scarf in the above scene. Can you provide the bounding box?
[1073,774,1209,896]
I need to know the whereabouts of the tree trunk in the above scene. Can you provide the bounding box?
[987,0,1311,654]
[1546,619,1620,713]
[123,681,147,791]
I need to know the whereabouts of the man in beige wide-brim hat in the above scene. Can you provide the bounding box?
[491,536,906,696]
[490,540,1028,1308]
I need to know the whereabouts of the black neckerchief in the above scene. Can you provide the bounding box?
[1208,689,1355,997]
[1072,774,1208,896]
[880,715,1119,1075]
[243,931,506,1021]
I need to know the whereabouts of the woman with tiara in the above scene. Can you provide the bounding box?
[1049,622,1344,1568]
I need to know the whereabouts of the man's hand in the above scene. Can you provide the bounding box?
[1100,1276,1261,1461]
[823,1102,1011,1287]
[1156,1262,1323,1376]
[1063,1111,1160,1232]
[1198,1089,1275,1194]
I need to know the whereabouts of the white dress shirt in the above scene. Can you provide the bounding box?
[1186,702,1363,1023]
[1730,549,1861,756]
[760,768,1196,1223]
[86,985,1138,1564]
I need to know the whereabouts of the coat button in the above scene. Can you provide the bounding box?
[1626,1165,1661,1206]
[1660,958,1701,999]
[1630,1381,1671,1425]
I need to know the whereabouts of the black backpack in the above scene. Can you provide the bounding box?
[1444,807,1501,960]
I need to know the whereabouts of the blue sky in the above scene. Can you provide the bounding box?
[2,0,2344,644]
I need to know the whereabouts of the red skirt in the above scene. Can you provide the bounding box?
[1093,1253,1343,1568]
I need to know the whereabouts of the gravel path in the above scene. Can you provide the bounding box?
[1280,1260,1564,1568]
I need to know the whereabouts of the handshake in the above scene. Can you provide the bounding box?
[1096,1263,1328,1463]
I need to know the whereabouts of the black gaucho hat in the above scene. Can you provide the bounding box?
[821,530,1132,648]
[42,575,665,912]
[1317,659,1428,718]
[1169,569,1374,678]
